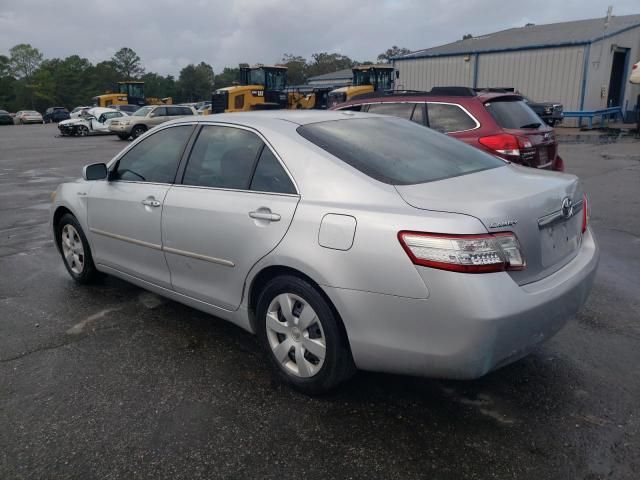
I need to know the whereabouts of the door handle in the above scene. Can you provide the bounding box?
[141,198,161,207]
[249,210,281,222]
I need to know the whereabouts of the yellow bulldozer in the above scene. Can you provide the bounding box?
[327,64,395,107]
[92,81,173,108]
[209,64,333,113]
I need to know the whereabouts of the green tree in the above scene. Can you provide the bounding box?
[213,67,240,89]
[177,62,214,102]
[111,47,145,79]
[9,43,43,79]
[142,72,177,100]
[377,46,411,63]
[0,55,17,110]
[90,60,120,95]
[305,52,354,78]
[281,54,307,85]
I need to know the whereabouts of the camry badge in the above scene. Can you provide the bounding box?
[489,219,518,228]
[561,197,573,219]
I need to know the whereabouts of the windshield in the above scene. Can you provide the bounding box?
[484,99,544,129]
[118,83,144,98]
[353,70,371,86]
[297,117,504,185]
[133,106,152,117]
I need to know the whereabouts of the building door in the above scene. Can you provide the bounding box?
[607,49,629,108]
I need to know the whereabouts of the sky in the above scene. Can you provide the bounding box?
[0,0,638,76]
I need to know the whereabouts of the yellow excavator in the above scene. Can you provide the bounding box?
[209,64,333,113]
[327,64,395,107]
[92,81,172,108]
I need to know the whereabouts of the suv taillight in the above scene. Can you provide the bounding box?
[398,231,525,273]
[478,134,535,163]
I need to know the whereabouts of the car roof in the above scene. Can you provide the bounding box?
[335,89,523,107]
[195,110,380,127]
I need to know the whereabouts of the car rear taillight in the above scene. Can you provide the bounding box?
[398,231,525,273]
[582,194,589,233]
[478,134,521,157]
[553,155,565,172]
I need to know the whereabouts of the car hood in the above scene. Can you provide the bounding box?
[59,118,87,126]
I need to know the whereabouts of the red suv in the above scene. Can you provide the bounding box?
[332,87,564,171]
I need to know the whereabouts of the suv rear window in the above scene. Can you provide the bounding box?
[297,117,504,185]
[484,99,543,129]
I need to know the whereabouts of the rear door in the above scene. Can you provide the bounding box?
[162,124,299,310]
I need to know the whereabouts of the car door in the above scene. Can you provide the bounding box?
[148,107,168,126]
[162,124,300,310]
[87,124,195,288]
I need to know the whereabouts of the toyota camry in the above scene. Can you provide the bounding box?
[50,110,599,393]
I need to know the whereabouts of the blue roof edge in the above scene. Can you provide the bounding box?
[392,21,640,61]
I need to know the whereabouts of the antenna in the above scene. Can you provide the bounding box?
[604,6,612,29]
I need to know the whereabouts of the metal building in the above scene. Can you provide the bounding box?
[307,68,353,87]
[393,14,640,122]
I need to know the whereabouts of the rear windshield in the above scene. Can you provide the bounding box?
[484,99,543,129]
[297,117,504,185]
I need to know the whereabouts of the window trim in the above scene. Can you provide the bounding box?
[338,100,481,134]
[173,121,300,197]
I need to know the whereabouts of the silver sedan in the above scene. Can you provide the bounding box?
[50,110,599,393]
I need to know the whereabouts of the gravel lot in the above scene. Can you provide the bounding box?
[1,124,639,479]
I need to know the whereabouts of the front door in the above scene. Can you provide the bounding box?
[87,124,195,288]
[162,124,299,310]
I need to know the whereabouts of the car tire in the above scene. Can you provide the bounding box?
[77,125,89,136]
[117,133,130,140]
[131,125,146,139]
[55,213,99,284]
[256,275,355,394]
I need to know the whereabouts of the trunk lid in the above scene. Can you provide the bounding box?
[395,165,584,285]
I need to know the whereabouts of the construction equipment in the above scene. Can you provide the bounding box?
[92,81,172,108]
[327,65,395,108]
[210,65,289,113]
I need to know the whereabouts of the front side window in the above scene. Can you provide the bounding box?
[297,117,504,185]
[110,126,193,183]
[182,126,263,189]
[427,103,477,133]
[366,103,415,120]
[151,107,167,117]
[133,106,152,117]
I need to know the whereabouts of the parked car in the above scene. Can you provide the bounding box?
[43,107,71,123]
[51,110,598,394]
[70,106,92,119]
[0,110,13,125]
[107,104,139,115]
[333,87,565,171]
[522,96,564,126]
[108,104,195,140]
[58,107,127,136]
[14,110,43,124]
[630,60,640,84]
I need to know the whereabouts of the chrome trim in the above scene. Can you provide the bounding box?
[338,100,481,133]
[537,200,584,227]
[168,182,299,198]
[537,161,553,169]
[163,246,235,267]
[89,228,162,250]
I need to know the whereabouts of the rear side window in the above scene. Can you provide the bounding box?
[366,103,415,120]
[152,107,167,117]
[484,99,543,129]
[182,125,263,189]
[250,148,296,194]
[111,126,193,183]
[297,117,504,185]
[427,103,477,133]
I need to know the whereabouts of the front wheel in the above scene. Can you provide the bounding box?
[77,125,89,136]
[56,213,99,284]
[256,275,355,394]
[131,125,146,139]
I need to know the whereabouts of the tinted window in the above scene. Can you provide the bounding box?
[427,103,477,133]
[297,117,504,185]
[180,107,193,115]
[182,126,263,189]
[250,148,296,194]
[366,103,415,120]
[338,105,362,112]
[484,99,543,129]
[152,107,167,117]
[111,126,193,183]
[411,103,425,125]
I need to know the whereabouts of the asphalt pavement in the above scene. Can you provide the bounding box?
[0,124,638,479]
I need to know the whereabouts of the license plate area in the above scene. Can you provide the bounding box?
[540,215,581,267]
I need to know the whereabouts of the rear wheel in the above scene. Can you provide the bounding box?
[56,213,98,284]
[131,125,146,139]
[256,275,355,394]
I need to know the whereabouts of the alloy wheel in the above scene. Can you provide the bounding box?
[61,224,84,274]
[265,293,326,378]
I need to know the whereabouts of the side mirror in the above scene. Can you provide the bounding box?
[83,163,108,181]
[149,112,158,118]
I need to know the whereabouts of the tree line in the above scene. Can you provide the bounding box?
[0,45,411,112]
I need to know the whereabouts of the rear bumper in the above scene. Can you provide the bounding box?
[324,228,599,379]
